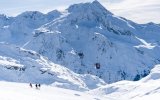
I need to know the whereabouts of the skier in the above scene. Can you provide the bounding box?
[35,84,38,89]
[29,83,32,88]
[38,84,41,88]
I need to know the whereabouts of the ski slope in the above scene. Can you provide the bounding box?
[89,65,160,100]
[1,65,160,100]
[0,81,110,100]
[0,1,160,100]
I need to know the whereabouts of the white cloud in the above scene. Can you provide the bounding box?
[100,0,160,23]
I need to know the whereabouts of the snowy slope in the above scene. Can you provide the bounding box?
[0,42,105,91]
[0,81,111,100]
[25,1,160,83]
[89,64,160,100]
[1,65,160,100]
[0,1,160,99]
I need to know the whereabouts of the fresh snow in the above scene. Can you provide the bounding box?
[0,56,23,68]
[0,43,105,91]
[89,65,160,100]
[135,37,156,49]
[1,65,160,100]
[0,0,160,100]
[0,81,109,100]
[24,0,160,83]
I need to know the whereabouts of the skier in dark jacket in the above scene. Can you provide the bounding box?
[35,84,38,89]
[38,84,41,88]
[29,83,32,88]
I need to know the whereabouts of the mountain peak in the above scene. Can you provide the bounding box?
[46,10,62,20]
[92,0,101,5]
[16,11,45,19]
[47,10,61,15]
[67,0,112,15]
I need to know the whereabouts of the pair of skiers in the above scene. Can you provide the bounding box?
[35,84,41,89]
[29,83,41,89]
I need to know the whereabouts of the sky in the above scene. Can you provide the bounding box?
[0,0,160,24]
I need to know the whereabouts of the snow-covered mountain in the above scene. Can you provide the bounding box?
[0,10,61,45]
[0,42,105,91]
[0,0,160,88]
[24,1,160,83]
